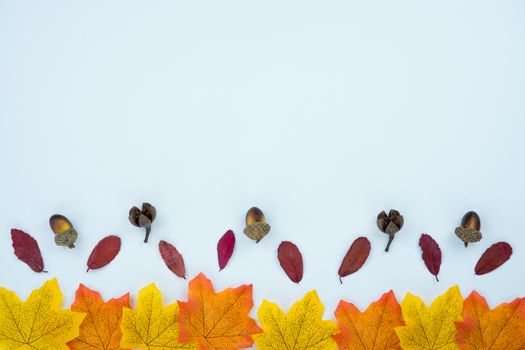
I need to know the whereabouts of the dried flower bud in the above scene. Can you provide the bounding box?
[377,209,404,252]
[243,207,270,243]
[49,214,78,249]
[455,211,482,247]
[129,202,156,243]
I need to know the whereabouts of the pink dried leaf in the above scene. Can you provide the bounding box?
[217,230,235,271]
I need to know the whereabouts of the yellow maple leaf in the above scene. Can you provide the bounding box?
[0,278,85,350]
[254,290,338,350]
[120,283,197,350]
[395,286,463,350]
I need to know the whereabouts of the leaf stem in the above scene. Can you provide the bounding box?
[385,234,395,252]
[144,226,151,243]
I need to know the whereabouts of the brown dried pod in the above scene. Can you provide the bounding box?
[49,214,78,248]
[129,202,156,243]
[377,209,404,252]
[243,207,270,243]
[455,211,482,247]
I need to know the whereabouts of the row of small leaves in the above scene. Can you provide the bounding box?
[10,228,513,284]
[1,275,524,350]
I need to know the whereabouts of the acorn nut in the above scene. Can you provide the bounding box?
[129,202,156,243]
[455,211,482,247]
[377,209,404,252]
[243,207,270,243]
[50,214,78,249]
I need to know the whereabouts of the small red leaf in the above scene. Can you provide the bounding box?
[419,233,442,281]
[11,228,46,273]
[159,240,186,279]
[87,235,121,272]
[217,230,235,271]
[475,242,513,275]
[338,236,371,283]
[277,241,303,283]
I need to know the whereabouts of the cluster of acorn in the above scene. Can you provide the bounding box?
[10,204,513,284]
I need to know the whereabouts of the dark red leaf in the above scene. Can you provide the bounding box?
[475,242,513,275]
[11,228,46,273]
[86,235,121,272]
[217,230,235,271]
[159,240,186,279]
[277,241,303,283]
[338,236,370,283]
[419,233,442,281]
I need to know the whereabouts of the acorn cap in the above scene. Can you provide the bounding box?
[455,226,482,243]
[244,222,271,243]
[54,229,78,249]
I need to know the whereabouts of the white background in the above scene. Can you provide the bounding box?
[1,0,525,339]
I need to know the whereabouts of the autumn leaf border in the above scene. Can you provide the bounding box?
[0,277,524,349]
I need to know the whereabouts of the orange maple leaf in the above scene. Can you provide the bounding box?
[178,273,261,350]
[456,291,525,349]
[333,290,404,350]
[68,284,130,350]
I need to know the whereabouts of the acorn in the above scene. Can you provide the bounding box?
[455,211,482,247]
[50,214,78,248]
[243,207,271,243]
[377,209,404,252]
[129,202,156,243]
